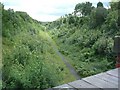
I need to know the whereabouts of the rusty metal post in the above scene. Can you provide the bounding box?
[113,36,120,68]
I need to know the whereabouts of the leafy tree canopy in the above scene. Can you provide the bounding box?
[74,2,94,16]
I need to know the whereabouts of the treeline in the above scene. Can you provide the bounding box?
[48,1,120,32]
[48,1,120,77]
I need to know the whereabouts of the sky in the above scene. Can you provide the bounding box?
[1,0,110,22]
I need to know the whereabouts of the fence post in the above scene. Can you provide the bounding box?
[113,36,120,68]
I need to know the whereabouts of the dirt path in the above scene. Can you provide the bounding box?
[45,32,80,80]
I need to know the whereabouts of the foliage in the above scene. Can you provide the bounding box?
[48,1,117,78]
[74,2,94,16]
[97,2,104,8]
[2,1,118,89]
[89,5,107,28]
[2,5,75,89]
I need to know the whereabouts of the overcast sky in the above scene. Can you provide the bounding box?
[1,0,110,22]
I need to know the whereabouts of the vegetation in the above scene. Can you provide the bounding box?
[1,1,120,89]
[48,1,120,77]
[2,3,75,89]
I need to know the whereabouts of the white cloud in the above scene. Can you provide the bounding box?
[1,0,110,22]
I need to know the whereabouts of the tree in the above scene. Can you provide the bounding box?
[74,2,94,16]
[110,2,119,10]
[89,2,107,28]
[103,1,120,33]
[97,2,103,8]
[96,7,107,26]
